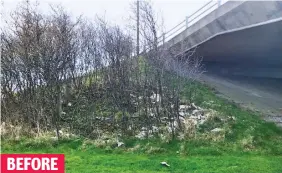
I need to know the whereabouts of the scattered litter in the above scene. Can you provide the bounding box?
[160,161,170,167]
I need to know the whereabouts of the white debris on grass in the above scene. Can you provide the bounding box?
[160,161,170,167]
[135,131,146,139]
[150,93,161,102]
[211,128,223,133]
[117,141,124,147]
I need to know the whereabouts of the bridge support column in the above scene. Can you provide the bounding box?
[217,0,221,7]
[185,16,189,28]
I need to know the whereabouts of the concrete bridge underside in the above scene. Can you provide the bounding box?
[166,1,282,78]
[199,19,282,78]
[196,19,282,122]
[165,1,282,122]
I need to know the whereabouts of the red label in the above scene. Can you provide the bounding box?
[1,154,65,173]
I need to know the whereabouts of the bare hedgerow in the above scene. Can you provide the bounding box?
[1,0,203,141]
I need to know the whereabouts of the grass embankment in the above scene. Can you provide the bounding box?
[2,82,282,173]
[2,138,282,173]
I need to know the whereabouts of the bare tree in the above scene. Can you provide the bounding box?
[1,0,203,141]
[131,0,203,138]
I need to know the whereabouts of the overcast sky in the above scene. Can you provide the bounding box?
[2,0,227,32]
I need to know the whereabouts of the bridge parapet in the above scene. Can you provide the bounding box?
[162,1,282,51]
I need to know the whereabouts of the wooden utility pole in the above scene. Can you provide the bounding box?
[136,0,140,56]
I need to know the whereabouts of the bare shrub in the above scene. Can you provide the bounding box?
[1,0,203,142]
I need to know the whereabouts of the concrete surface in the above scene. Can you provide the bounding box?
[198,18,282,66]
[201,73,282,126]
[166,1,282,50]
[166,1,282,78]
[165,1,282,125]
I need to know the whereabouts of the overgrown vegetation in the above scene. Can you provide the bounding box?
[2,82,282,172]
[1,1,282,172]
[2,81,282,155]
[1,0,203,140]
[2,137,282,173]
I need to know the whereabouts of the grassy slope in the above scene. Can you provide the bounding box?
[184,82,282,154]
[2,139,282,173]
[2,82,282,173]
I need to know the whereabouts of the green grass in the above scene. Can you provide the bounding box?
[182,82,282,154]
[2,81,282,172]
[2,138,282,173]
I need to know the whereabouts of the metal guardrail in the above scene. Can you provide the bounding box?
[157,0,226,46]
